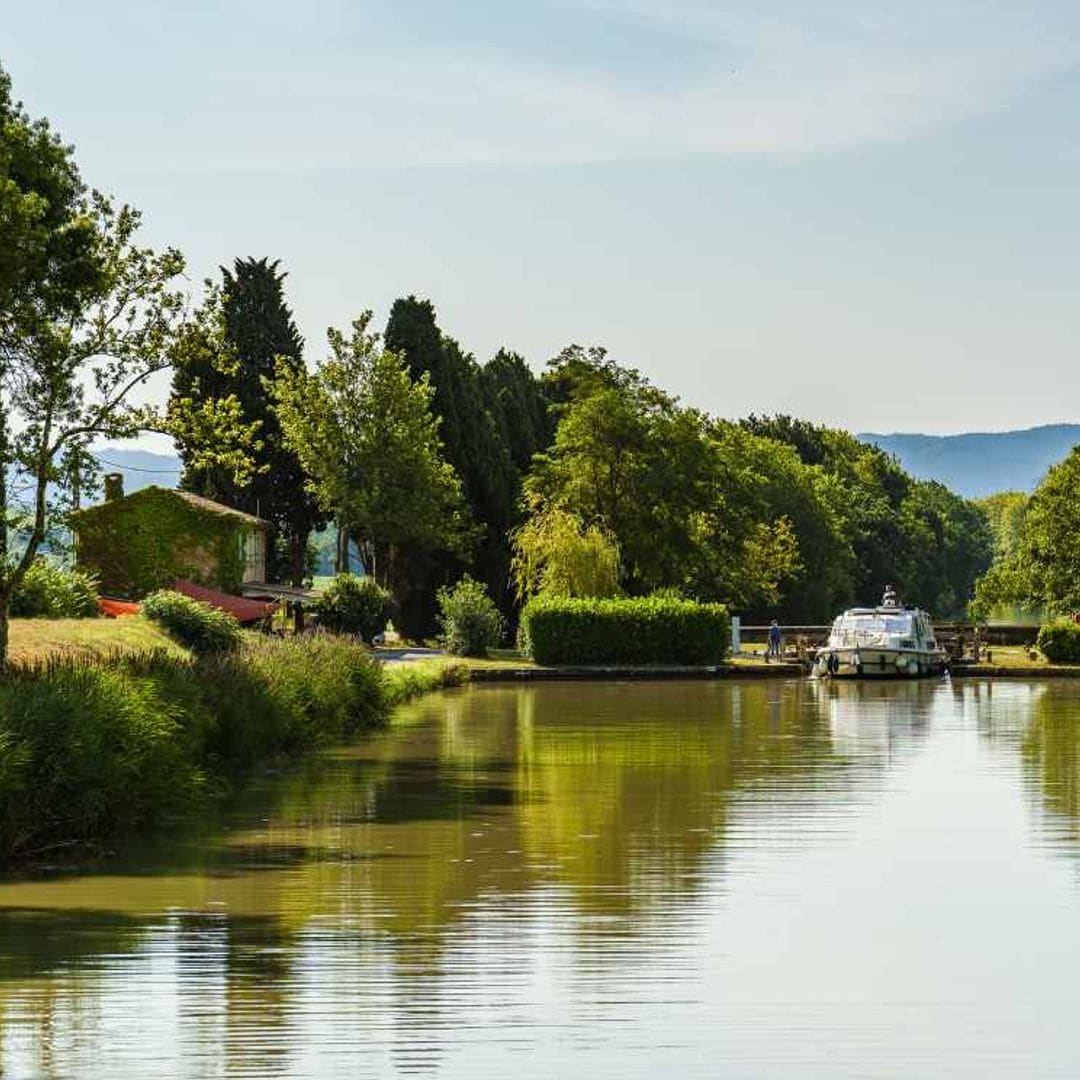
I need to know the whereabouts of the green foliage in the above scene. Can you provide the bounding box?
[741,415,993,617]
[196,634,387,767]
[170,258,326,584]
[0,61,205,673]
[275,312,473,637]
[383,658,469,707]
[0,633,393,860]
[527,359,825,616]
[385,298,552,623]
[510,507,622,600]
[1036,619,1080,664]
[315,574,394,640]
[73,487,250,597]
[977,491,1029,558]
[10,560,98,618]
[520,595,729,666]
[436,575,506,656]
[0,660,202,858]
[142,590,242,654]
[973,448,1080,617]
[0,60,103,333]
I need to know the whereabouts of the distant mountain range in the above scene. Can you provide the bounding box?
[858,424,1080,499]
[91,447,182,494]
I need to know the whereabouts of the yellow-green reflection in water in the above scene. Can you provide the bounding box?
[3,679,1080,1077]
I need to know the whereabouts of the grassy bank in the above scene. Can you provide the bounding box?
[8,616,183,665]
[0,633,466,863]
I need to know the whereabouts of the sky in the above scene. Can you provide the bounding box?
[5,0,1080,438]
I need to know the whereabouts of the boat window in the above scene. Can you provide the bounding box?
[840,615,913,634]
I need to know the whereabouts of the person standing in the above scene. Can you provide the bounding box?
[768,620,782,660]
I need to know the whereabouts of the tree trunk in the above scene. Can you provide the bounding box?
[335,524,349,574]
[289,526,309,587]
[0,597,8,679]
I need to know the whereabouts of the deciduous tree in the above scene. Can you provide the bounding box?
[275,313,472,635]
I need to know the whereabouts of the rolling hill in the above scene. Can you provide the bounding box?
[858,424,1080,499]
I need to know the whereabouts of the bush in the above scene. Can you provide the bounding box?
[10,560,99,618]
[315,574,394,641]
[142,590,242,654]
[1036,618,1080,663]
[519,595,729,666]
[436,575,505,657]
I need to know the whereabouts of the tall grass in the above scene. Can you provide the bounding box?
[0,632,458,862]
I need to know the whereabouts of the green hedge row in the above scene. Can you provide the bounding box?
[520,595,729,666]
[1036,618,1080,663]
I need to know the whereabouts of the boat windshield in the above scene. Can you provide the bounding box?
[840,615,913,634]
[831,612,917,647]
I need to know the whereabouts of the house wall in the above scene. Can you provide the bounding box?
[74,489,251,598]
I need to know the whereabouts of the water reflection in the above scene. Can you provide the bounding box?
[3,679,1080,1077]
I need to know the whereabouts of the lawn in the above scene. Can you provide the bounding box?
[8,616,185,665]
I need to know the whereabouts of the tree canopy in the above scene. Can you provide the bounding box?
[275,312,472,632]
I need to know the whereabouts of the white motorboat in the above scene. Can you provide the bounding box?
[814,586,947,679]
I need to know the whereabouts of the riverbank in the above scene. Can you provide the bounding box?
[0,633,465,864]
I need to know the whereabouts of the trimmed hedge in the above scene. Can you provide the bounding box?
[142,590,243,655]
[1036,618,1080,663]
[520,595,729,666]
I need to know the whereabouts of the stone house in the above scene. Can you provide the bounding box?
[71,478,270,598]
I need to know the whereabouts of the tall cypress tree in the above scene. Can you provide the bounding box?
[172,257,326,584]
[384,297,551,622]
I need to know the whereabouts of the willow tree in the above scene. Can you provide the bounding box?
[510,507,621,601]
[275,313,472,636]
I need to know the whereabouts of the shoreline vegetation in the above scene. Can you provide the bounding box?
[0,629,465,866]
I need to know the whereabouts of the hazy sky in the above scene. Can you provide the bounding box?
[5,0,1080,435]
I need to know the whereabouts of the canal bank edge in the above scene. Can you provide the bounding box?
[462,661,1080,681]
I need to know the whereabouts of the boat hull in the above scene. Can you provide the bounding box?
[814,647,947,679]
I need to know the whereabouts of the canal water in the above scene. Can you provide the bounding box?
[2,679,1080,1078]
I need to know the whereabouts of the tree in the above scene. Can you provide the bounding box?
[170,258,326,584]
[1,62,103,671]
[275,313,472,635]
[384,297,550,612]
[977,491,1028,558]
[526,355,810,612]
[510,507,622,600]
[0,194,197,672]
[972,448,1080,617]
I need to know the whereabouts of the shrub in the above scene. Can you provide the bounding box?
[10,559,99,618]
[315,574,394,641]
[436,575,505,657]
[519,595,729,666]
[142,590,242,654]
[1036,618,1080,663]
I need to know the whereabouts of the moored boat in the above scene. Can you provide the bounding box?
[814,585,947,679]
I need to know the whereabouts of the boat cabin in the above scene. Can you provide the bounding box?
[828,608,937,652]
